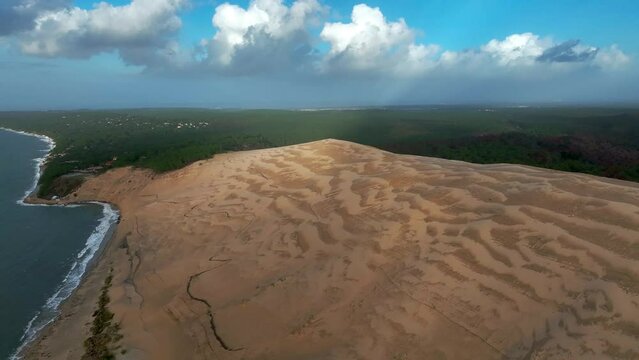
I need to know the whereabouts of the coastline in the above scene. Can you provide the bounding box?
[4,139,639,359]
[0,128,121,360]
[0,127,55,206]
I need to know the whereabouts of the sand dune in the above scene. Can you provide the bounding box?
[26,139,639,359]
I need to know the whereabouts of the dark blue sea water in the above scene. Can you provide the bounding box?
[0,129,117,359]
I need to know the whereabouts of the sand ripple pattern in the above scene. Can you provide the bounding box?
[71,139,639,360]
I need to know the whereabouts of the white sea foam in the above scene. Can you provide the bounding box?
[1,128,120,359]
[10,204,118,359]
[0,128,56,206]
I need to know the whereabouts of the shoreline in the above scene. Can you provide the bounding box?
[3,138,639,358]
[0,128,121,360]
[13,139,639,359]
[0,127,55,205]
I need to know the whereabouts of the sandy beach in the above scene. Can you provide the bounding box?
[23,139,639,359]
[0,128,119,360]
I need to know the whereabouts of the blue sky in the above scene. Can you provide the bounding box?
[1,0,638,109]
[146,0,639,54]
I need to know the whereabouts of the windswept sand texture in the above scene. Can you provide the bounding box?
[28,139,639,359]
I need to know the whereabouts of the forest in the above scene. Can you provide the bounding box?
[1,107,638,197]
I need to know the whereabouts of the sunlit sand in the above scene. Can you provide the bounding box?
[25,139,639,359]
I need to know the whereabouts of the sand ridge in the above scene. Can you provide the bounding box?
[28,139,639,359]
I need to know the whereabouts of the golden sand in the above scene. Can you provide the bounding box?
[25,139,639,359]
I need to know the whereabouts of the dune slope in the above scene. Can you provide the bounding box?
[28,139,639,360]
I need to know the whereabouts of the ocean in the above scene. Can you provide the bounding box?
[0,129,118,359]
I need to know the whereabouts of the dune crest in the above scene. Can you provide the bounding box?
[28,139,639,359]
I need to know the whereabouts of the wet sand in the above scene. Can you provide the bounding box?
[24,139,639,359]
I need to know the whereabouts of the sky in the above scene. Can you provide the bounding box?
[0,0,638,109]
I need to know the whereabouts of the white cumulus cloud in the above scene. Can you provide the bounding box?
[206,0,323,69]
[594,45,631,70]
[18,0,185,61]
[4,0,631,77]
[440,33,631,75]
[320,4,439,75]
[480,33,551,66]
[0,0,71,36]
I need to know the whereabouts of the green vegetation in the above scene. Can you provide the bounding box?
[82,269,123,360]
[392,132,639,179]
[1,107,638,197]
